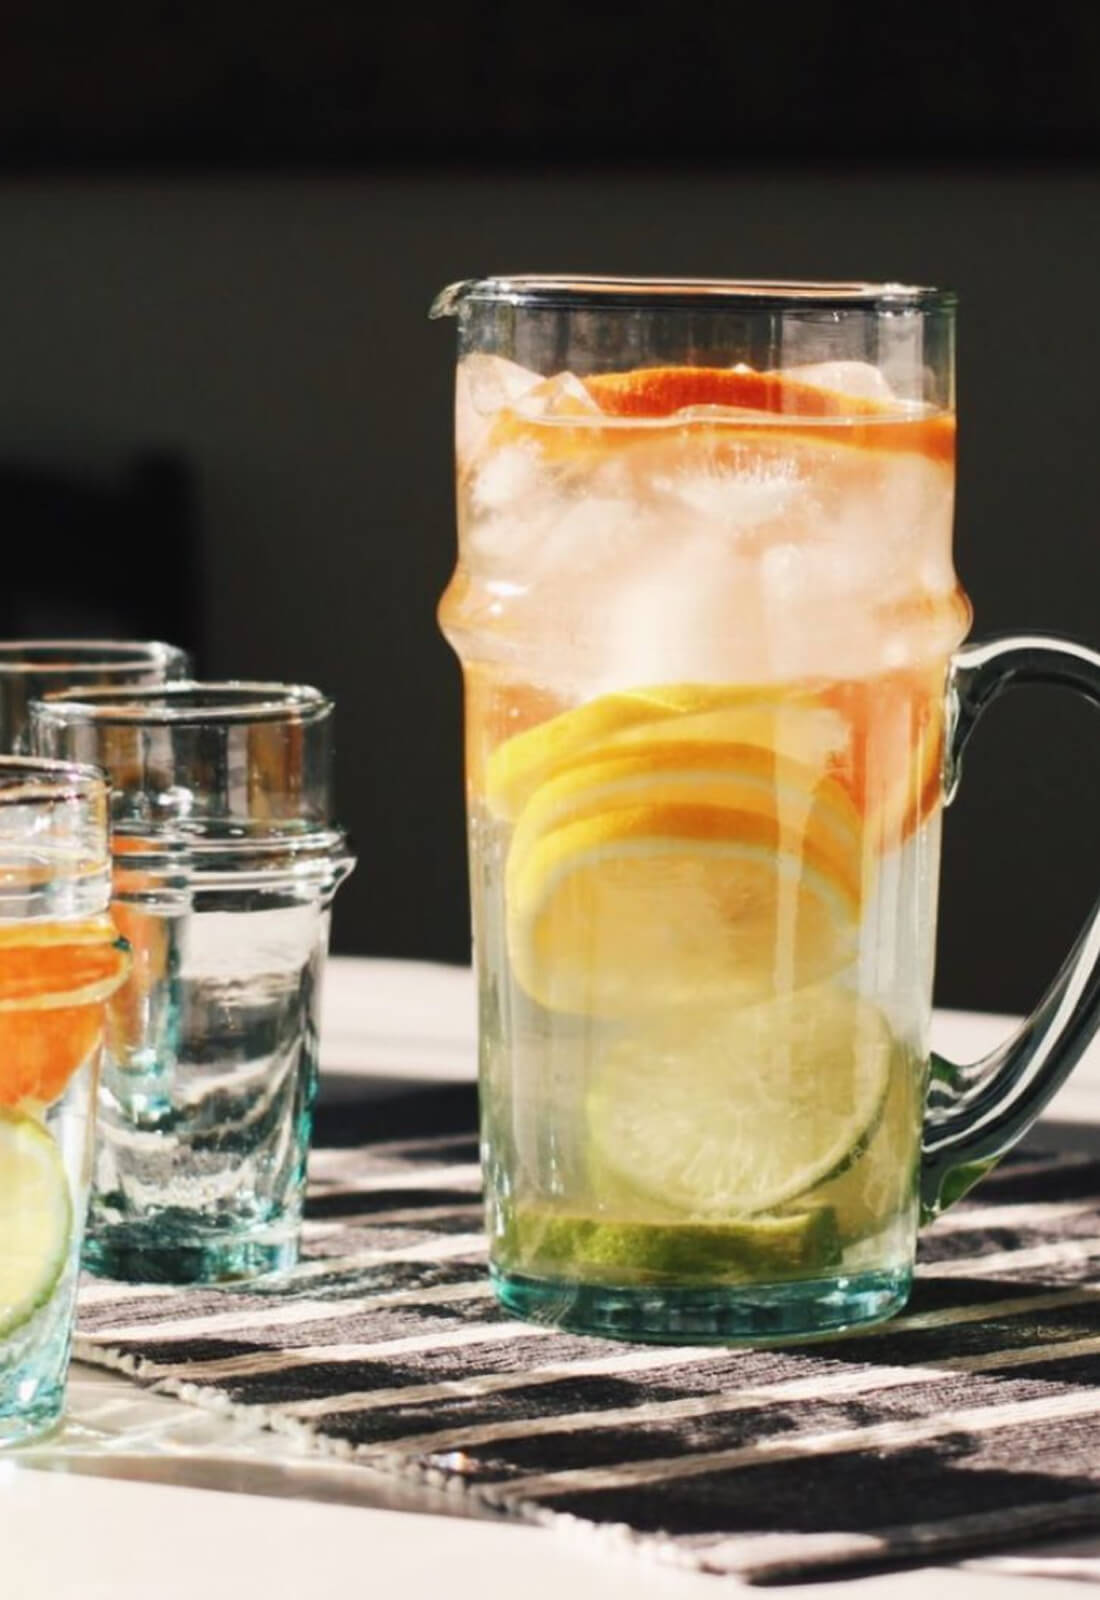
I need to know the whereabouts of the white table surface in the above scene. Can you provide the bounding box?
[7,957,1100,1600]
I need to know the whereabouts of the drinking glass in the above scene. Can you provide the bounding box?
[0,640,189,751]
[434,275,1100,1343]
[0,759,127,1442]
[31,683,355,1284]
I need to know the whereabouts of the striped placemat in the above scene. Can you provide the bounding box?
[74,1084,1100,1585]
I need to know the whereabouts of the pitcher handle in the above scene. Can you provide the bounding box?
[921,634,1100,1220]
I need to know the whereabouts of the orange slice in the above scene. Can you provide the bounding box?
[0,917,130,1108]
[822,668,946,851]
[585,365,900,419]
[583,365,954,463]
[483,363,953,467]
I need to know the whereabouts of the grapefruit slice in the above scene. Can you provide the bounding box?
[0,917,130,1108]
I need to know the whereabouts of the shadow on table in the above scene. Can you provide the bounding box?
[26,1083,1100,1548]
[1025,1119,1100,1157]
[313,1075,478,1147]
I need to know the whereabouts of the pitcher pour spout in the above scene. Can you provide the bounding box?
[430,280,482,319]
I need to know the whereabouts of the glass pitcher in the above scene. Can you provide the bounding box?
[434,277,1100,1343]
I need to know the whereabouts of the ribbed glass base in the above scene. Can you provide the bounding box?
[83,1217,299,1285]
[491,1265,911,1345]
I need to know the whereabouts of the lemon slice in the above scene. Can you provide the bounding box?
[483,685,703,820]
[507,799,860,1018]
[510,740,862,895]
[586,986,895,1216]
[483,675,945,857]
[0,1109,72,1338]
[503,1205,841,1286]
[610,697,847,769]
[483,683,830,822]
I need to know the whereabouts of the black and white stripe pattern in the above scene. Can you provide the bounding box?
[74,1085,1100,1585]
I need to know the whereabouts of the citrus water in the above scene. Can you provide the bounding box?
[441,354,969,1340]
[0,919,127,1441]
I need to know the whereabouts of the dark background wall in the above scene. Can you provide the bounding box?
[2,9,1099,1014]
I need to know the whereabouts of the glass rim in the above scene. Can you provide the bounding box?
[30,681,332,727]
[0,754,108,804]
[0,639,188,674]
[431,276,956,317]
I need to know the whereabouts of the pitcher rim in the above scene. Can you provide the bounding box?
[431,276,955,317]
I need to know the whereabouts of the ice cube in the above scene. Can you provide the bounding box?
[464,367,607,540]
[455,354,542,463]
[591,530,769,690]
[652,459,805,540]
[514,371,603,422]
[783,361,897,402]
[470,440,543,517]
[468,469,654,592]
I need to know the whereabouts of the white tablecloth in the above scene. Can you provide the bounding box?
[7,958,1100,1600]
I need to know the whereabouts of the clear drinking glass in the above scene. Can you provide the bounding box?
[30,683,355,1284]
[0,640,190,752]
[434,276,1100,1343]
[0,759,128,1443]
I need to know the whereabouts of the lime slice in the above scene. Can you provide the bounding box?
[811,1044,923,1241]
[586,985,895,1217]
[504,1205,841,1285]
[0,1109,72,1338]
